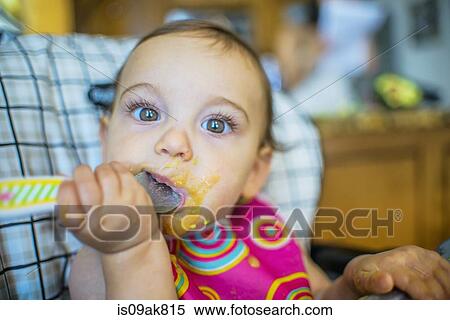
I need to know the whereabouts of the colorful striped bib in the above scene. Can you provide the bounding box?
[167,198,312,300]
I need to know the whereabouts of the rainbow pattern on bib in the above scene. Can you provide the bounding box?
[166,197,313,300]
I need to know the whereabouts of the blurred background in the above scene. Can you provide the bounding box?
[1,0,449,277]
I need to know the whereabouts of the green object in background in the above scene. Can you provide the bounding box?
[374,73,423,109]
[0,0,21,19]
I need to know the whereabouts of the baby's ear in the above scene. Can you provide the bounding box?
[241,145,273,200]
[99,116,109,161]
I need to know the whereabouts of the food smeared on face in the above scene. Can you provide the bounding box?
[131,160,220,236]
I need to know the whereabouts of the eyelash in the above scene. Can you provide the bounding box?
[207,111,239,132]
[123,100,239,132]
[124,99,159,113]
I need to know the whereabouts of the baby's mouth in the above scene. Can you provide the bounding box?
[134,171,185,214]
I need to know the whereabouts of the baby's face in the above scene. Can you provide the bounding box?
[102,35,271,235]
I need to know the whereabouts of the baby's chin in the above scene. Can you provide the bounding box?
[159,208,211,238]
[158,198,239,238]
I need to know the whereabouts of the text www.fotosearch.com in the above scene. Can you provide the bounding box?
[117,303,333,317]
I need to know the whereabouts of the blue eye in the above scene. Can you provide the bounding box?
[132,107,160,122]
[201,118,232,134]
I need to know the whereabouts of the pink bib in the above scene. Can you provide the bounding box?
[167,198,312,300]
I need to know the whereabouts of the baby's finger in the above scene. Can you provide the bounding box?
[111,161,153,206]
[110,161,131,175]
[56,181,83,229]
[110,161,137,201]
[73,164,102,205]
[94,163,120,203]
[57,180,78,206]
[56,179,98,247]
[110,161,137,189]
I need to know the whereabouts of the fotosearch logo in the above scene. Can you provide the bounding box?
[52,205,403,242]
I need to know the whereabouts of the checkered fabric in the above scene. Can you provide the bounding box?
[0,29,137,299]
[0,27,322,299]
[263,91,323,228]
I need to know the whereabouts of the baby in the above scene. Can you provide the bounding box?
[57,21,449,299]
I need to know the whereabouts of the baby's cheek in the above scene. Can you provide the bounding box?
[106,146,134,163]
[104,135,148,163]
[104,133,127,162]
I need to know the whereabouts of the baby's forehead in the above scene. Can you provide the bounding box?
[126,34,261,79]
[121,34,267,103]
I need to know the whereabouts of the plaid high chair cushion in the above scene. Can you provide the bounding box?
[0,28,137,299]
[0,27,322,299]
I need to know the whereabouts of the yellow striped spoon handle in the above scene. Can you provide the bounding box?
[0,176,66,221]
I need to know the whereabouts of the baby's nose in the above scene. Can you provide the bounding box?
[154,128,193,161]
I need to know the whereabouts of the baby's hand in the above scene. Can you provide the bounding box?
[57,162,159,254]
[344,245,450,299]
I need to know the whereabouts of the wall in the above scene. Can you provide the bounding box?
[380,0,450,106]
